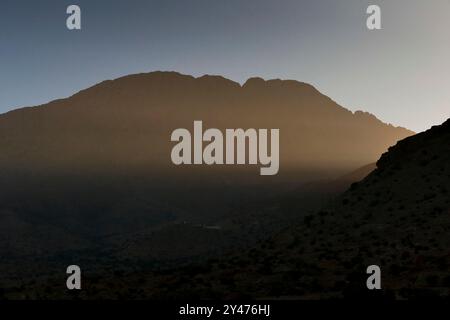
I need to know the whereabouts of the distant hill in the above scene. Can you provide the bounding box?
[0,72,417,297]
[0,71,413,251]
[0,71,412,186]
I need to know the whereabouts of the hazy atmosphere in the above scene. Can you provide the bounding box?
[1,1,449,303]
[1,0,449,132]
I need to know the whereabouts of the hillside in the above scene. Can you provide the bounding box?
[69,118,449,300]
[0,72,412,183]
[0,72,417,298]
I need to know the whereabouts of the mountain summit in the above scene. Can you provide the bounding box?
[0,71,413,184]
[0,72,424,299]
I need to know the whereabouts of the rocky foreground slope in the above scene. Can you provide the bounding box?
[80,119,448,300]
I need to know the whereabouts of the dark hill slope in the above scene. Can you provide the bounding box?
[86,119,449,300]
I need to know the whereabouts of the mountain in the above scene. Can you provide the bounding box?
[0,72,416,297]
[0,71,412,239]
[0,71,412,184]
[80,118,448,300]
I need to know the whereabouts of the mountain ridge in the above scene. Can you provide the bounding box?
[0,71,413,182]
[0,71,412,135]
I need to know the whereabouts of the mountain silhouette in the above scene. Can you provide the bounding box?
[0,72,418,298]
[0,71,413,243]
[0,71,412,184]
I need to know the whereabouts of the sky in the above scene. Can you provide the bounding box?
[0,0,449,132]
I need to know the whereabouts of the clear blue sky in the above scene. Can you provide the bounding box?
[1,0,449,132]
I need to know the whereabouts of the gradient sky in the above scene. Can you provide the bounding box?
[1,0,449,132]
